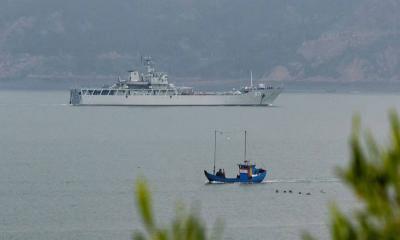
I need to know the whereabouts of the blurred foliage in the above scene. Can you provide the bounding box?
[304,110,400,240]
[133,179,223,240]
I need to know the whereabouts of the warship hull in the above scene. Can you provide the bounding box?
[70,88,282,106]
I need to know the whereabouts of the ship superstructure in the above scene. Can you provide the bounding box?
[70,57,282,106]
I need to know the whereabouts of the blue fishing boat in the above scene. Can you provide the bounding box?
[204,130,267,183]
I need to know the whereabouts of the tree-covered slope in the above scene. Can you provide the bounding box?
[1,0,399,87]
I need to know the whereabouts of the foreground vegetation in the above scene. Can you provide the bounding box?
[305,111,400,239]
[134,111,400,240]
[133,179,222,240]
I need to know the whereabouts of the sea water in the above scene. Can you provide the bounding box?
[1,90,399,240]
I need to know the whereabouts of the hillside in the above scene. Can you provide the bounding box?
[1,0,399,88]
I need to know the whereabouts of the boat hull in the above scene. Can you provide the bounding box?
[204,170,266,183]
[70,88,282,106]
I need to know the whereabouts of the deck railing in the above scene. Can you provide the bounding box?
[77,86,281,96]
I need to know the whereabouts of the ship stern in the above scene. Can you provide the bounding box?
[69,89,81,105]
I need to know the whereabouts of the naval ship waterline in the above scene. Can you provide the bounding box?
[69,57,282,106]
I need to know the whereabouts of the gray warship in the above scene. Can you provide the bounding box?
[70,57,282,106]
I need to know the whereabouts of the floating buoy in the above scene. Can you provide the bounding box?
[306,192,311,195]
[299,192,302,194]
[283,190,287,193]
[289,190,292,193]
[275,190,279,193]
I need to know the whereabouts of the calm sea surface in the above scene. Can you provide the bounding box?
[1,90,399,240]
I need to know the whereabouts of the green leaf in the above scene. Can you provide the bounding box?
[135,179,154,232]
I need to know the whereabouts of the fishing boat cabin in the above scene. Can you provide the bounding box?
[238,160,265,181]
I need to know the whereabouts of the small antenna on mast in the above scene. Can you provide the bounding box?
[250,70,253,88]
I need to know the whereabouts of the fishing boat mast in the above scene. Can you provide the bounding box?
[213,130,217,174]
[244,130,247,162]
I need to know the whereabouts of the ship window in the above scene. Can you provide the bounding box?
[93,90,101,95]
[87,90,94,95]
[109,90,116,95]
[82,90,87,95]
[101,90,110,95]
